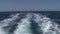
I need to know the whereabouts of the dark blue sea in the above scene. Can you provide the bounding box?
[0,11,60,34]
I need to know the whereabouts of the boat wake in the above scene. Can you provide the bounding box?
[0,13,60,34]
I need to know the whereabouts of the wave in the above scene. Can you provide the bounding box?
[32,13,60,34]
[0,13,60,34]
[0,13,20,34]
[14,13,32,34]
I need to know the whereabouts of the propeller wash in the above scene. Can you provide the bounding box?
[0,13,60,34]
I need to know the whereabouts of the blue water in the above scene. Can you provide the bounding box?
[0,11,60,34]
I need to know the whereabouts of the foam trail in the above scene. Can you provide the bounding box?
[0,13,60,34]
[14,14,32,34]
[0,13,20,34]
[32,13,60,34]
[0,13,19,27]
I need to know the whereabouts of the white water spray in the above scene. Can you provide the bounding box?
[0,13,20,34]
[32,13,60,34]
[14,14,32,34]
[0,13,60,34]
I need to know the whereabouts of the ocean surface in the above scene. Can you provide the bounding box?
[0,11,60,34]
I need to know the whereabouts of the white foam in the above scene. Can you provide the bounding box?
[0,13,60,34]
[0,13,20,34]
[0,27,7,34]
[32,13,60,34]
[14,14,32,34]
